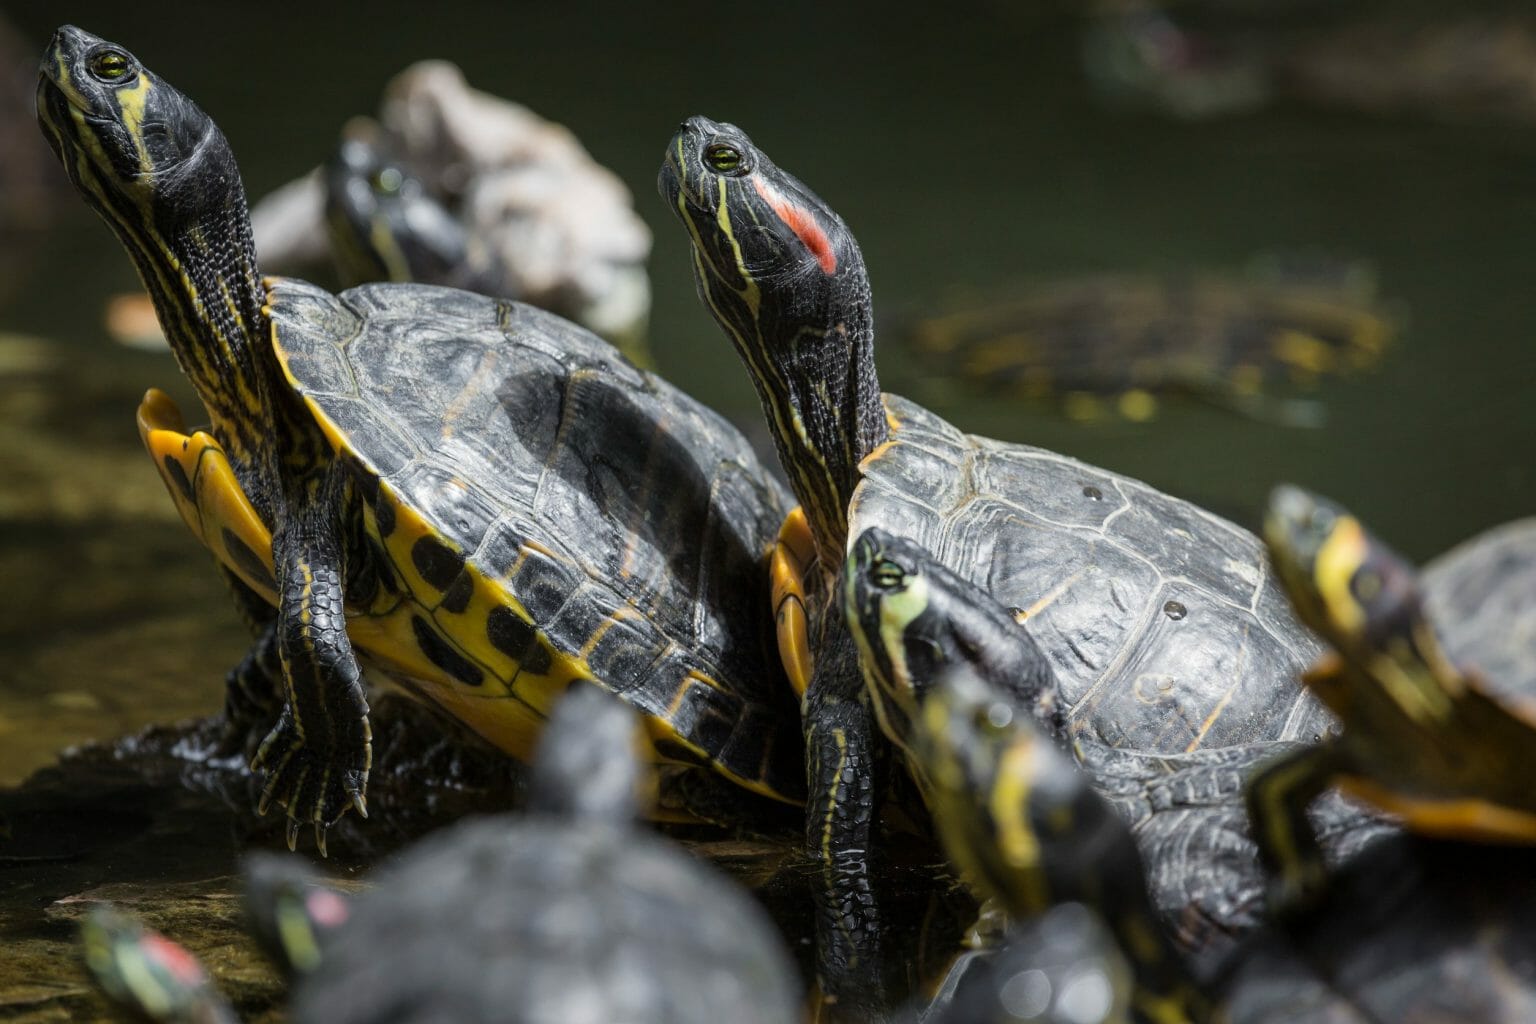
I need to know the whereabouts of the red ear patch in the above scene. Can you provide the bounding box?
[752,177,838,275]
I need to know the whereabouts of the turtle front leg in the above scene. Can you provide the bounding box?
[804,615,887,1022]
[251,469,371,854]
[1244,741,1346,912]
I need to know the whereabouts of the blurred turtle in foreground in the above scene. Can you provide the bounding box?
[82,686,802,1024]
[912,666,1536,1024]
[899,255,1394,426]
[1250,487,1536,909]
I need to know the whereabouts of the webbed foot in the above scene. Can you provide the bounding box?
[252,711,371,855]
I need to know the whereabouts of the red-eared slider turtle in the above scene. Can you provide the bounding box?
[80,687,803,1024]
[912,662,1536,1024]
[843,527,1389,963]
[898,258,1393,425]
[659,115,1330,1006]
[915,667,1209,1023]
[1249,486,1536,907]
[38,28,801,851]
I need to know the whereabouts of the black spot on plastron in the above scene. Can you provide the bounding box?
[1163,600,1188,621]
[520,641,554,676]
[487,606,555,675]
[487,605,537,658]
[163,455,195,503]
[411,535,464,591]
[221,528,277,592]
[411,615,484,686]
[440,573,474,614]
[373,491,396,536]
[1082,485,1104,501]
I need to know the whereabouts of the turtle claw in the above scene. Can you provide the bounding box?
[251,713,370,856]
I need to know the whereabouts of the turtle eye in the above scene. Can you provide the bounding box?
[704,143,744,174]
[1351,567,1382,605]
[869,558,906,591]
[369,167,404,196]
[89,49,133,83]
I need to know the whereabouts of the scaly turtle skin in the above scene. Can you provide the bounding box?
[899,259,1393,425]
[912,665,1536,1024]
[844,527,1388,962]
[659,115,1330,1008]
[38,29,801,851]
[1248,487,1536,907]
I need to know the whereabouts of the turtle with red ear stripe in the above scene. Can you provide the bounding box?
[660,115,1332,1012]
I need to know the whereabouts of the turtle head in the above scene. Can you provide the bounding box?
[38,27,273,484]
[914,668,1129,915]
[37,27,238,231]
[659,115,862,313]
[242,853,351,979]
[845,527,1061,754]
[915,668,1202,1012]
[661,117,886,566]
[324,120,467,287]
[1265,485,1423,656]
[526,683,656,825]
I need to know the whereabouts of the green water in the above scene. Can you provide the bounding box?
[3,1,1534,771]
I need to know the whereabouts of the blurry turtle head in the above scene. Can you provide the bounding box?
[1265,484,1423,656]
[527,683,656,824]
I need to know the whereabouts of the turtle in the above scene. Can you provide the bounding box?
[319,126,663,369]
[658,115,1331,1004]
[897,256,1393,425]
[1247,485,1536,908]
[912,665,1209,1023]
[79,686,804,1024]
[323,121,513,301]
[37,27,802,851]
[910,660,1536,1024]
[842,526,1390,964]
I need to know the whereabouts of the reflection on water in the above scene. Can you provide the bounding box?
[0,336,242,784]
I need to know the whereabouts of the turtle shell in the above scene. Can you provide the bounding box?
[288,817,801,1024]
[262,279,802,802]
[1423,517,1536,704]
[848,395,1332,754]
